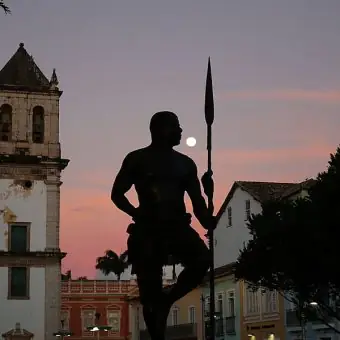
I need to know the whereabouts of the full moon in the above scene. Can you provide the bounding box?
[186,137,197,147]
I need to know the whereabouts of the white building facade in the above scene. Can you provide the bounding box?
[213,180,313,269]
[214,184,262,269]
[0,43,69,340]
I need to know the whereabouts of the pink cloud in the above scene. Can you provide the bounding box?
[190,142,335,166]
[222,89,340,102]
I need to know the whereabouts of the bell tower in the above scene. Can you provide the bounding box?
[0,43,69,340]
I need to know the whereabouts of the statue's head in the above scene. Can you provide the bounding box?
[149,111,182,147]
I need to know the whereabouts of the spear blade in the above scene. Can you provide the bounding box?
[205,57,214,126]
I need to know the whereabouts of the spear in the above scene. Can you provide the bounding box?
[204,57,215,340]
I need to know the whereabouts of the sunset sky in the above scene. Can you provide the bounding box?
[1,0,340,277]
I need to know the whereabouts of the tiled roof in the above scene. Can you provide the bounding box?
[281,178,316,197]
[213,262,235,278]
[0,42,51,92]
[2,323,34,337]
[215,178,316,222]
[237,181,296,202]
[201,262,235,284]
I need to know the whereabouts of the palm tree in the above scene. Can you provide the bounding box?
[0,1,10,14]
[96,250,129,280]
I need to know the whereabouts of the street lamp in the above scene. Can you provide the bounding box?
[201,294,221,340]
[53,320,73,339]
[200,294,206,339]
[87,313,112,340]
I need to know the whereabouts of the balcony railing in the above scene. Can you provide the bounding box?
[140,323,197,340]
[61,280,134,295]
[205,316,236,338]
[286,310,333,327]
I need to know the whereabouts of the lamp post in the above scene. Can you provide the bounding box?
[201,293,220,340]
[201,294,206,340]
[295,301,319,340]
[87,312,112,340]
[53,320,73,340]
[306,301,320,340]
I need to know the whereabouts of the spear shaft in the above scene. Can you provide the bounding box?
[205,57,215,340]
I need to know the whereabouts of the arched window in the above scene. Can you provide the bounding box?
[32,106,44,143]
[0,104,12,142]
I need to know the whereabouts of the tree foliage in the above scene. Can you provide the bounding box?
[77,276,88,280]
[1,1,10,14]
[61,270,72,281]
[235,146,340,324]
[96,250,129,280]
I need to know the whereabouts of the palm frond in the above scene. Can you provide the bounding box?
[95,249,129,280]
[119,250,129,263]
[105,249,119,259]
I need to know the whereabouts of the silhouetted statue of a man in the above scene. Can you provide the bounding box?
[111,111,215,340]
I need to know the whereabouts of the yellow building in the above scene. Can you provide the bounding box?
[127,280,204,340]
[239,281,286,340]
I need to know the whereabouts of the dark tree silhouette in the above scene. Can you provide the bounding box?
[1,1,10,13]
[96,250,129,280]
[235,146,340,329]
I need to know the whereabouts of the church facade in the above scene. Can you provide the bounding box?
[0,43,69,340]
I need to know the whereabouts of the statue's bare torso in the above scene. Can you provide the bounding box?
[125,146,195,222]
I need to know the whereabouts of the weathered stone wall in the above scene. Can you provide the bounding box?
[0,91,60,157]
[45,262,62,340]
[0,178,47,251]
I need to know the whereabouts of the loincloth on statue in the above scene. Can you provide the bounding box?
[126,214,197,275]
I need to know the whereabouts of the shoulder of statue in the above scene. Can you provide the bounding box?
[174,150,196,169]
[125,147,149,166]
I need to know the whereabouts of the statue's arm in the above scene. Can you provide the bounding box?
[111,153,137,218]
[185,160,210,229]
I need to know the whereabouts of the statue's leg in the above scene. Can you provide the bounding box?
[136,263,165,340]
[130,229,167,340]
[128,227,170,339]
[164,226,210,305]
